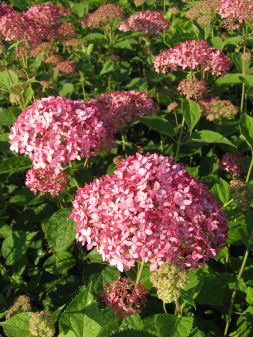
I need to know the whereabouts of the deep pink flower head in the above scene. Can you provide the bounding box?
[0,4,14,17]
[25,3,72,28]
[9,97,114,173]
[218,0,253,29]
[154,40,232,76]
[119,11,170,35]
[177,78,207,99]
[95,90,157,129]
[101,278,148,317]
[71,153,227,272]
[220,153,246,176]
[26,167,69,196]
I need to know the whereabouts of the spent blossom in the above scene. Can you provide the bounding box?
[119,11,170,35]
[6,295,31,320]
[230,179,253,212]
[220,153,247,176]
[199,97,239,121]
[101,278,148,317]
[82,4,124,29]
[26,167,69,196]
[56,60,76,74]
[150,263,188,303]
[29,312,55,337]
[9,96,114,173]
[95,90,157,129]
[154,40,232,76]
[71,153,227,272]
[186,0,219,25]
[177,78,207,99]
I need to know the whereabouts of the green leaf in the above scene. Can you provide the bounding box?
[144,314,193,337]
[0,156,31,175]
[60,287,101,337]
[0,70,18,91]
[189,130,235,147]
[239,114,253,149]
[44,252,75,275]
[0,312,31,337]
[119,313,144,332]
[100,61,116,75]
[59,83,74,97]
[0,108,17,126]
[140,115,175,138]
[246,287,253,305]
[215,74,241,86]
[212,178,230,204]
[183,99,201,135]
[44,209,76,256]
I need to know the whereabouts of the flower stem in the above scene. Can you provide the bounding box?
[136,261,145,285]
[246,150,253,183]
[240,45,246,113]
[174,297,182,316]
[163,302,168,314]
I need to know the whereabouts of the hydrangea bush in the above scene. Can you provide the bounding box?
[0,0,252,337]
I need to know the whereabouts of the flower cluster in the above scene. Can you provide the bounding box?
[218,0,253,30]
[9,96,114,173]
[96,90,157,129]
[56,60,76,74]
[220,153,246,176]
[71,153,227,272]
[82,4,124,29]
[101,278,148,317]
[150,263,188,303]
[199,97,239,121]
[230,179,253,212]
[29,312,55,337]
[177,78,207,99]
[0,4,14,17]
[6,295,31,320]
[0,3,73,47]
[26,168,69,196]
[186,0,219,25]
[154,40,232,76]
[119,11,170,35]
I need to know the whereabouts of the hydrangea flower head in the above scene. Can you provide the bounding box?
[119,11,170,35]
[218,0,253,30]
[101,278,148,317]
[199,97,239,121]
[82,4,124,29]
[220,153,247,176]
[9,96,114,173]
[154,40,231,76]
[71,153,227,272]
[177,78,207,99]
[26,167,69,196]
[96,90,157,129]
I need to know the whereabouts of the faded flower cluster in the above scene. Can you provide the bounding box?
[177,78,208,99]
[71,153,227,272]
[220,153,246,176]
[119,11,170,35]
[199,97,239,121]
[101,277,148,317]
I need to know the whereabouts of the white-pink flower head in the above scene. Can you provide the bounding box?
[9,96,115,173]
[154,40,232,76]
[71,153,228,272]
[119,11,170,35]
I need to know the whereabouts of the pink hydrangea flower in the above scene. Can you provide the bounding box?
[26,167,69,196]
[154,40,232,76]
[9,97,115,173]
[56,60,76,74]
[71,153,227,272]
[119,11,170,35]
[177,78,207,99]
[220,153,246,176]
[0,4,14,17]
[218,0,253,30]
[101,278,148,317]
[95,90,157,129]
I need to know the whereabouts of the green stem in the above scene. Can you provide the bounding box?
[240,45,246,113]
[175,116,185,161]
[223,199,234,209]
[224,150,253,336]
[174,297,182,316]
[163,302,168,314]
[135,261,145,285]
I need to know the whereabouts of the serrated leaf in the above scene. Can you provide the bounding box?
[0,156,31,175]
[239,114,253,149]
[183,99,201,135]
[189,130,235,147]
[45,209,76,256]
[44,252,75,275]
[0,108,16,126]
[144,314,193,337]
[212,178,230,204]
[0,312,31,337]
[0,70,18,91]
[59,83,74,97]
[140,115,175,138]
